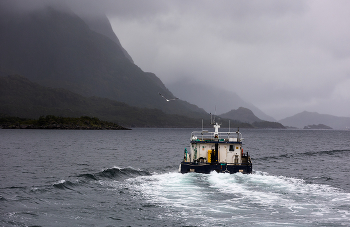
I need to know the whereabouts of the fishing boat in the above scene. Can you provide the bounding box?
[179,119,252,174]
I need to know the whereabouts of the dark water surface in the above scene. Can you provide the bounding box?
[1,128,350,226]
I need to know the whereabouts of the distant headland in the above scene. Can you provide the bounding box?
[303,124,332,130]
[0,115,130,130]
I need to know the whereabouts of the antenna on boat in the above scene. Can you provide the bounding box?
[236,127,240,142]
[210,110,217,125]
[229,120,230,133]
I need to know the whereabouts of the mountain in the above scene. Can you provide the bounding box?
[76,11,134,63]
[166,80,275,121]
[219,107,262,124]
[0,75,286,129]
[219,107,285,128]
[0,6,207,119]
[279,111,350,130]
[0,75,208,128]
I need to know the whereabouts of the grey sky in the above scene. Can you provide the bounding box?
[105,0,350,119]
[2,0,350,120]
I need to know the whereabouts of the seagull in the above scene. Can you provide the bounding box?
[158,92,179,102]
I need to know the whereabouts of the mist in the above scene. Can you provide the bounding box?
[107,0,350,120]
[2,0,349,120]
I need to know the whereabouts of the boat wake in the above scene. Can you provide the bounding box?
[5,167,350,226]
[111,170,350,226]
[36,167,350,226]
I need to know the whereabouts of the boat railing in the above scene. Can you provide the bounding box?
[191,130,243,142]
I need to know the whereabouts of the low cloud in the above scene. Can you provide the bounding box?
[2,0,349,119]
[108,0,350,119]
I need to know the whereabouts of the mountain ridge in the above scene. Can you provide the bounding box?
[2,4,347,129]
[0,74,208,128]
[1,75,284,128]
[219,107,262,124]
[0,6,208,119]
[279,111,350,130]
[218,107,285,128]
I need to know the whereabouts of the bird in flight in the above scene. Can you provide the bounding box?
[158,92,179,102]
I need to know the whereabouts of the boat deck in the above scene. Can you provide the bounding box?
[191,130,242,143]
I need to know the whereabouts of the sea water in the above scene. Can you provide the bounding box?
[1,128,350,226]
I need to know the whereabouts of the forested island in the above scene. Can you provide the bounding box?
[0,115,130,130]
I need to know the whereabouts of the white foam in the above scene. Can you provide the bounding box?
[109,171,350,225]
[132,172,205,207]
[54,179,66,184]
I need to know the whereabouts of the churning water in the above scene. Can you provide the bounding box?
[1,128,350,226]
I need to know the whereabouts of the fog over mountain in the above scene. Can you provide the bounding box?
[0,0,208,122]
[167,80,275,121]
[2,0,350,121]
[106,0,350,120]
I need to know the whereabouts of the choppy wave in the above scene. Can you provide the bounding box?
[48,167,153,192]
[53,180,77,190]
[114,171,350,226]
[78,166,151,181]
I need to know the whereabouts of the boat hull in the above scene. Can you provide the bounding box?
[180,162,252,174]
